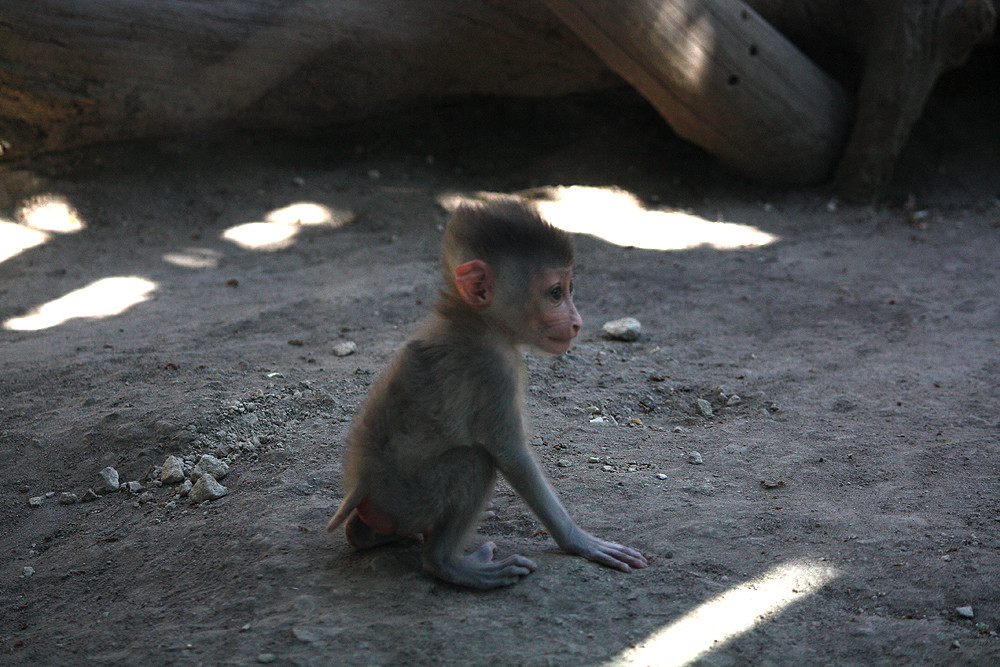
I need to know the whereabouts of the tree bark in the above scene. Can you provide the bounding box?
[746,0,997,201]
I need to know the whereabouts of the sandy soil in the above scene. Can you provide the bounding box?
[1,89,999,666]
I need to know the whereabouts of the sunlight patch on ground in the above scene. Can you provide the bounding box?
[438,187,777,251]
[162,247,223,269]
[0,195,86,264]
[531,186,777,250]
[0,220,49,263]
[4,276,157,331]
[612,559,839,666]
[19,195,86,233]
[222,201,353,251]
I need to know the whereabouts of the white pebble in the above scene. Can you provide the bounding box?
[602,317,641,342]
[656,473,668,480]
[687,451,704,465]
[588,456,600,464]
[956,606,974,619]
[28,496,43,508]
[602,465,614,472]
[332,340,357,357]
[557,459,571,468]
[23,566,35,578]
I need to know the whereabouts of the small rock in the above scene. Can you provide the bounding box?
[532,437,544,446]
[191,455,230,482]
[178,479,193,497]
[588,456,600,464]
[602,317,641,342]
[557,459,572,468]
[189,474,228,503]
[28,496,43,508]
[94,466,120,495]
[956,606,975,619]
[82,489,101,502]
[683,481,717,495]
[713,386,734,401]
[23,566,35,578]
[602,465,614,472]
[257,654,276,664]
[126,481,144,494]
[332,340,358,357]
[672,426,689,434]
[161,455,186,484]
[688,451,704,465]
[656,473,668,480]
[695,399,714,417]
[726,394,742,406]
[58,492,79,505]
[293,627,320,643]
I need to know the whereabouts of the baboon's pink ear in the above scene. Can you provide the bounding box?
[455,260,494,307]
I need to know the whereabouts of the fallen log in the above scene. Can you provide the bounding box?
[541,0,853,185]
[0,0,616,160]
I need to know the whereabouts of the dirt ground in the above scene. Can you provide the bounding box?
[1,83,999,666]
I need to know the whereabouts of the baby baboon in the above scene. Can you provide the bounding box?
[328,198,647,588]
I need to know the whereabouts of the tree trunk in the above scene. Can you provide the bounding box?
[745,0,997,201]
